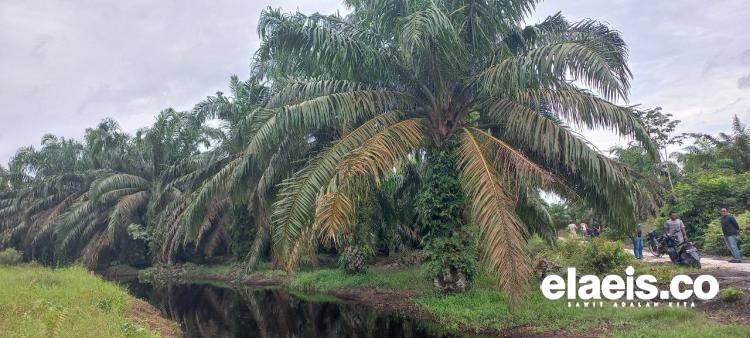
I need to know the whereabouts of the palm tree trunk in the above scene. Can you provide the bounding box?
[417,141,476,292]
[244,221,269,273]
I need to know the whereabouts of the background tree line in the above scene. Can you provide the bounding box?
[553,108,750,246]
[1,0,689,302]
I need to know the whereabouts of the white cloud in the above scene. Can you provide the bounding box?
[534,0,750,151]
[0,0,340,163]
[1,0,749,163]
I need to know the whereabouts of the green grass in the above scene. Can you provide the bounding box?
[415,288,750,336]
[0,264,158,337]
[631,260,700,283]
[289,266,432,292]
[286,265,750,337]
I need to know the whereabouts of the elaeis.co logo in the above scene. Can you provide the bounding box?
[540,266,719,308]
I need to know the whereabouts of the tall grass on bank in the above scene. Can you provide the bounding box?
[0,264,158,337]
[286,264,750,337]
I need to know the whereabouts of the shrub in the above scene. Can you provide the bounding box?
[538,238,633,275]
[601,226,631,241]
[422,236,477,285]
[0,248,23,265]
[526,234,549,260]
[703,223,731,256]
[582,238,633,275]
[738,212,750,256]
[555,238,586,261]
[338,246,368,274]
[664,172,750,245]
[703,211,750,257]
[720,287,744,302]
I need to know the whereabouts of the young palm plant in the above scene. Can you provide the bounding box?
[251,0,658,302]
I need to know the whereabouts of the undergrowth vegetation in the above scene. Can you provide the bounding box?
[532,237,634,275]
[703,211,750,256]
[282,262,748,336]
[0,265,159,337]
[0,248,22,265]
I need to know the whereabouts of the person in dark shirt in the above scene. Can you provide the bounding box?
[720,208,741,263]
[590,221,602,237]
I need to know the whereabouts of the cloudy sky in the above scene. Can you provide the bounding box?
[1,0,749,164]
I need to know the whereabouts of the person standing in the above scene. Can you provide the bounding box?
[567,223,578,238]
[664,211,687,243]
[720,208,742,263]
[633,229,644,260]
[580,222,588,237]
[591,221,602,237]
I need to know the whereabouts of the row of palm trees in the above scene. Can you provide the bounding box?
[0,0,658,301]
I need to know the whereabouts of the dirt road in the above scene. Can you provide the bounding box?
[626,248,750,293]
[626,248,750,272]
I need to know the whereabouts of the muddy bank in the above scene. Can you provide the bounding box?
[692,268,750,326]
[126,296,182,337]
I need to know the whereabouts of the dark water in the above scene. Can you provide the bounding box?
[124,280,470,338]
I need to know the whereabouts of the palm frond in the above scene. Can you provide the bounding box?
[456,130,530,305]
[337,118,427,183]
[270,112,406,265]
[313,191,355,246]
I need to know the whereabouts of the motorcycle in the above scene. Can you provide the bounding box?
[647,231,701,268]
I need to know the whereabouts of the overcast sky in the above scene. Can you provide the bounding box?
[1,0,749,164]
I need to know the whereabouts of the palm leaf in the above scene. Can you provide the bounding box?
[456,130,530,305]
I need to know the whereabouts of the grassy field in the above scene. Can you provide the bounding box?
[288,265,750,337]
[0,264,175,337]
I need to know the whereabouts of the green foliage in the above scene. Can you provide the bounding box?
[721,287,744,302]
[546,203,588,230]
[1,0,661,307]
[667,172,750,245]
[255,1,658,303]
[422,236,478,284]
[417,144,478,286]
[0,248,23,265]
[338,245,368,274]
[703,212,750,256]
[540,239,632,275]
[680,115,750,174]
[289,266,432,293]
[526,235,548,260]
[703,223,732,256]
[126,224,149,242]
[582,238,633,274]
[228,206,255,258]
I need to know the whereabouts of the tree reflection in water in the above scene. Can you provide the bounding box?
[127,281,465,338]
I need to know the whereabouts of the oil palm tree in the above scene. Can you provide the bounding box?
[0,135,92,263]
[55,109,217,267]
[0,165,9,192]
[711,115,750,172]
[249,0,656,302]
[169,75,333,269]
[155,76,273,265]
[12,111,213,267]
[680,115,750,174]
